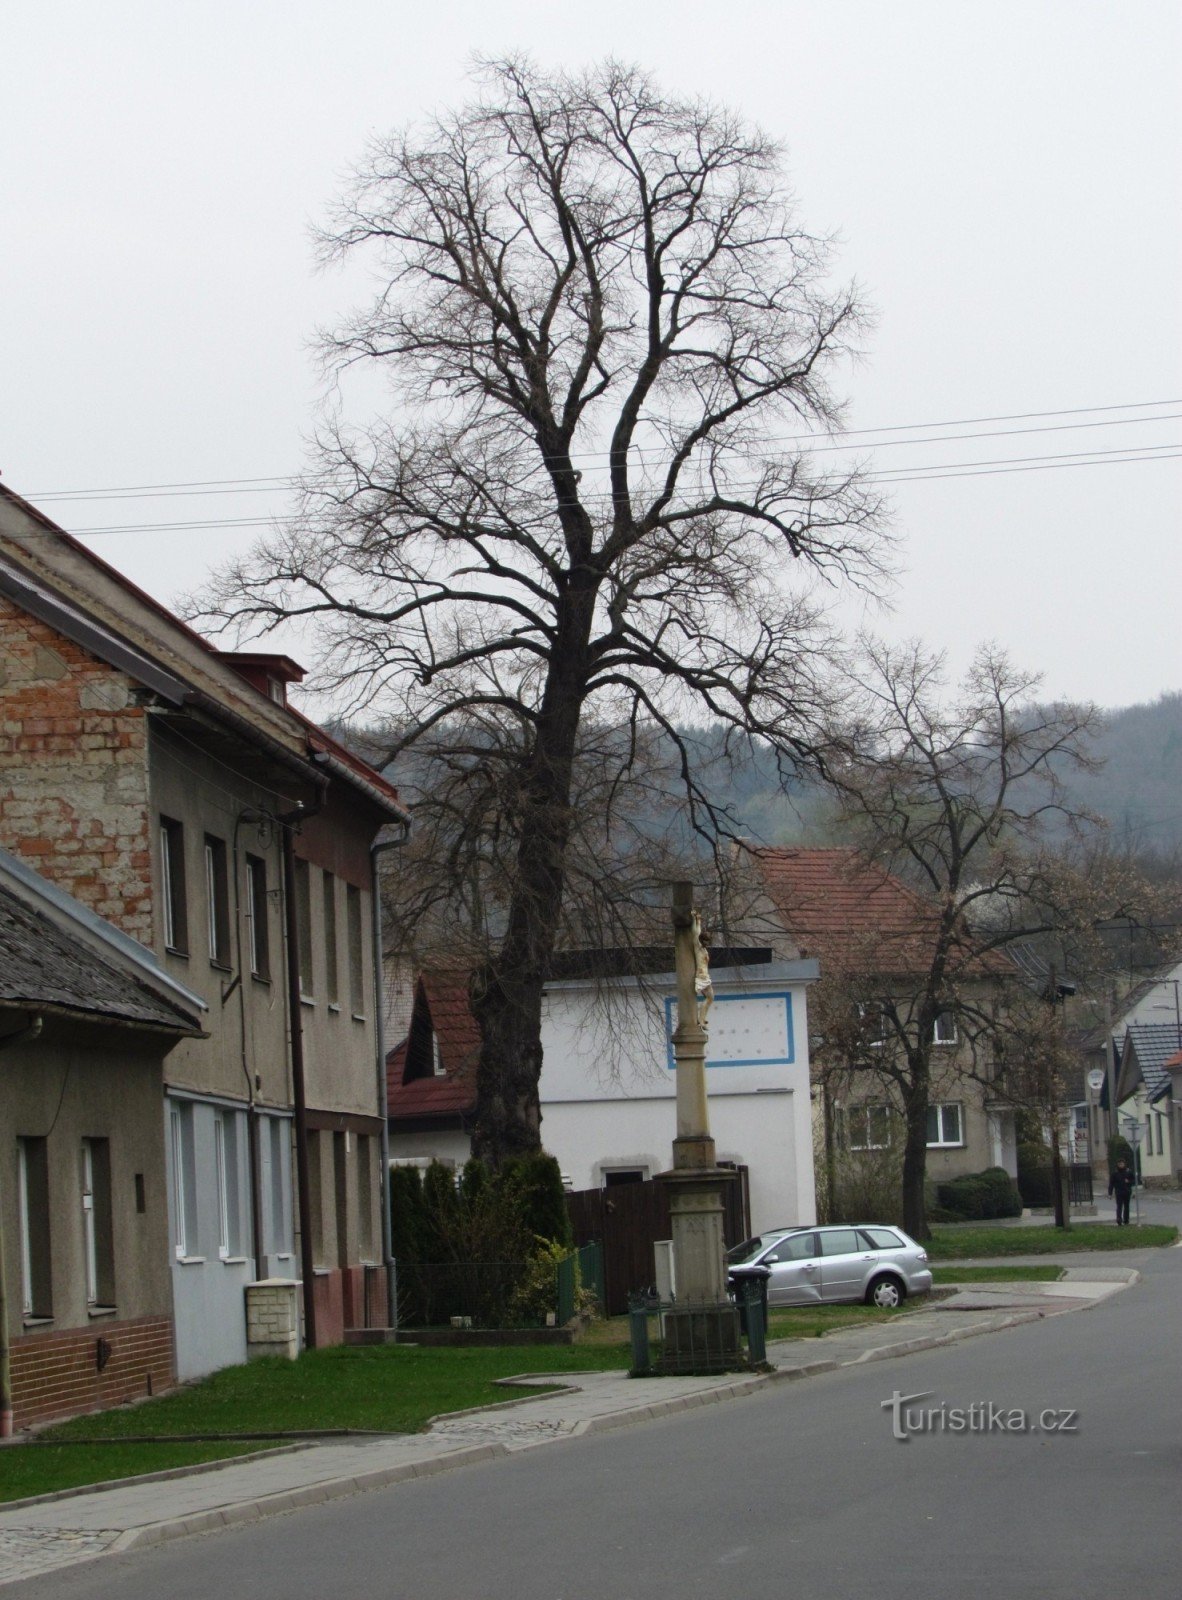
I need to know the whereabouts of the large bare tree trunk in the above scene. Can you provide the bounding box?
[470,587,595,1166]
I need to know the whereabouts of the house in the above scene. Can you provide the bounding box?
[1076,961,1182,1180]
[0,845,204,1430]
[745,847,1019,1185]
[0,483,409,1380]
[1113,1023,1182,1187]
[386,951,820,1233]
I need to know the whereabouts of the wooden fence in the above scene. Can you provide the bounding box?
[565,1169,751,1316]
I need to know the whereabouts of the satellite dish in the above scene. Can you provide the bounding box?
[1087,1068,1106,1092]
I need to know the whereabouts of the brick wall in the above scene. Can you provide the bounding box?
[10,1315,175,1430]
[0,599,152,940]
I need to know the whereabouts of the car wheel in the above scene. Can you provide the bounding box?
[867,1274,906,1310]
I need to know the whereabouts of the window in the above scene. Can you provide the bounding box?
[170,1102,198,1258]
[294,857,314,999]
[765,1232,818,1263]
[204,834,230,966]
[860,1227,904,1250]
[268,1117,291,1257]
[334,1131,350,1267]
[82,1138,115,1307]
[857,1002,887,1048]
[213,1113,243,1259]
[246,854,270,980]
[357,1134,375,1259]
[926,1103,964,1147]
[347,884,365,1017]
[17,1137,51,1318]
[845,1104,892,1150]
[323,871,339,1006]
[603,1168,646,1187]
[819,1228,862,1257]
[933,1010,958,1045]
[159,816,188,953]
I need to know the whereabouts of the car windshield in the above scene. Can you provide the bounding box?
[727,1231,797,1265]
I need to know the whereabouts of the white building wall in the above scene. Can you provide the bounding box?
[538,963,818,1230]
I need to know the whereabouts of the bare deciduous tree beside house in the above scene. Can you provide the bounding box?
[198,58,885,1164]
[814,639,1142,1239]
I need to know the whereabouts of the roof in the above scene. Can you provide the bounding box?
[0,853,204,1035]
[1118,1023,1182,1105]
[0,483,408,825]
[386,971,481,1123]
[751,846,1000,979]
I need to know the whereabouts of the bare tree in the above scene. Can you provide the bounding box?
[815,639,1145,1238]
[199,57,884,1164]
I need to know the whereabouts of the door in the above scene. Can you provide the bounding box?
[817,1227,871,1302]
[762,1231,821,1305]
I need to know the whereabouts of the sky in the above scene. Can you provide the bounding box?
[2,0,1178,712]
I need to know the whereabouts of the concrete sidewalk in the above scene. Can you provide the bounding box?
[0,1271,1135,1588]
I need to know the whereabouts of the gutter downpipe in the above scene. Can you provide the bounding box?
[371,820,411,1331]
[0,1015,43,1437]
[279,799,324,1350]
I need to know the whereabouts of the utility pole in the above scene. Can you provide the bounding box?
[657,882,740,1372]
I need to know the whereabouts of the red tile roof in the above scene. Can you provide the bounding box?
[752,847,996,979]
[386,970,479,1122]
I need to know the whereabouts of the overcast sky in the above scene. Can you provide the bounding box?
[2,1,1178,711]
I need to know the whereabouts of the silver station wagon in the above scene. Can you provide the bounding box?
[728,1224,932,1309]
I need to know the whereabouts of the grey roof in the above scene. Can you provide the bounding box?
[0,884,202,1033]
[1120,1023,1182,1104]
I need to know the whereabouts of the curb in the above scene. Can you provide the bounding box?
[111,1442,510,1553]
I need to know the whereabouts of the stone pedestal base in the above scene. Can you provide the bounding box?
[659,1164,735,1305]
[659,1304,742,1374]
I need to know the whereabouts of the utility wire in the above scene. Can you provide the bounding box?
[20,397,1182,501]
[32,441,1180,537]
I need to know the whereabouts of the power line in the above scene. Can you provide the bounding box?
[19,397,1182,501]
[35,440,1175,535]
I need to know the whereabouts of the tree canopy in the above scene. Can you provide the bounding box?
[199,57,885,1162]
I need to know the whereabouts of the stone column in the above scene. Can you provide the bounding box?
[658,882,740,1371]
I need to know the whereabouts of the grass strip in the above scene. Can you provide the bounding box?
[931,1264,1063,1284]
[926,1222,1176,1258]
[0,1440,263,1505]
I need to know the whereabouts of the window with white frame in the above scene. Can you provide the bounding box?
[159,816,188,954]
[246,854,270,980]
[81,1138,115,1307]
[214,1114,231,1258]
[845,1104,892,1150]
[347,884,365,1017]
[17,1137,51,1318]
[323,870,339,1007]
[204,834,230,966]
[933,1009,958,1045]
[268,1117,291,1257]
[170,1102,198,1258]
[926,1103,964,1147]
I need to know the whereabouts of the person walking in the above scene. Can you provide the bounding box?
[1108,1157,1135,1226]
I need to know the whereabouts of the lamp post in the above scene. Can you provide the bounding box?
[656,882,740,1372]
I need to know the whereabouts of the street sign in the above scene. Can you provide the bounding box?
[1121,1116,1143,1146]
[1087,1068,1106,1093]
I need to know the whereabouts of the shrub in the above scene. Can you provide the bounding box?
[937,1167,1023,1220]
[499,1152,572,1248]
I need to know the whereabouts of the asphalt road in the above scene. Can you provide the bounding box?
[12,1232,1181,1600]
